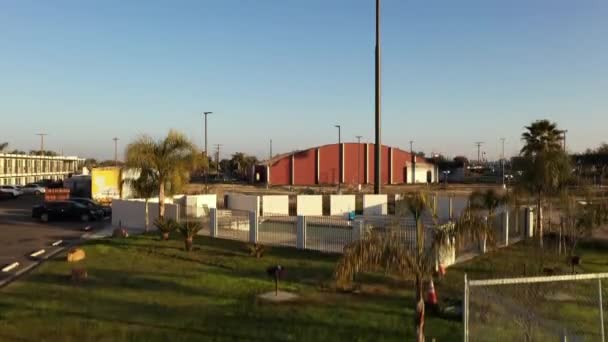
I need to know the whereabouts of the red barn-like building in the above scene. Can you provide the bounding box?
[254,143,437,186]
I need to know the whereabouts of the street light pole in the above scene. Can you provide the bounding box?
[113,137,119,166]
[356,135,362,187]
[374,0,382,195]
[335,125,341,193]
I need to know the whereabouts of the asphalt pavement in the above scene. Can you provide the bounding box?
[0,195,110,285]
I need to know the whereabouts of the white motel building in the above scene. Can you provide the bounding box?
[0,153,85,185]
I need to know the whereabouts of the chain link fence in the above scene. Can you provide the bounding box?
[465,273,608,342]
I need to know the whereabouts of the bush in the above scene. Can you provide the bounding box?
[154,218,179,240]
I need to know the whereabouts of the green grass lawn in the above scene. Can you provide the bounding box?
[0,234,460,341]
[1,234,607,341]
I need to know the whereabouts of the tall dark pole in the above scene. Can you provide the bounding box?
[374,0,382,194]
[335,125,341,193]
[270,139,273,160]
[203,112,213,191]
[562,130,568,152]
[356,135,362,186]
[113,137,119,166]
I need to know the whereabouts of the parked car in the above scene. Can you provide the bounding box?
[70,197,112,217]
[19,183,46,195]
[0,185,23,198]
[32,201,104,223]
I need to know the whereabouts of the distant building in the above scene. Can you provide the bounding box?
[254,143,438,186]
[0,153,85,185]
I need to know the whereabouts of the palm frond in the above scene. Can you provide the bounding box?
[334,230,423,288]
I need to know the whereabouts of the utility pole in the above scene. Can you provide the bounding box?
[356,135,362,186]
[270,139,273,160]
[203,112,213,191]
[214,144,222,174]
[410,140,415,183]
[374,0,382,194]
[474,142,484,164]
[113,137,119,166]
[335,125,341,193]
[36,133,47,155]
[562,129,568,152]
[500,138,505,187]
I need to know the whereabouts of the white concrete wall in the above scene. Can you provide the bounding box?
[182,194,217,217]
[261,195,289,216]
[112,199,179,229]
[296,195,323,216]
[226,193,260,213]
[363,194,388,216]
[330,195,356,216]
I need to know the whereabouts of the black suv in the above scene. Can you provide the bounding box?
[32,201,104,223]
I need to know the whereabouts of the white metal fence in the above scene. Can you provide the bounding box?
[464,273,608,342]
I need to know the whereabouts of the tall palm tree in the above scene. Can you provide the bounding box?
[520,120,570,247]
[125,130,200,219]
[521,120,563,157]
[335,192,488,342]
[124,168,159,232]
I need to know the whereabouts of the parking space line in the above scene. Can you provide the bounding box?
[30,249,45,258]
[2,262,20,273]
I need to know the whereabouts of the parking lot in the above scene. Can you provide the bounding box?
[0,195,110,284]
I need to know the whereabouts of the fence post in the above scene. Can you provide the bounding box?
[503,210,509,246]
[249,211,258,244]
[599,278,605,342]
[448,196,454,221]
[464,273,469,342]
[210,208,218,238]
[296,215,307,249]
[525,207,535,238]
[353,219,364,242]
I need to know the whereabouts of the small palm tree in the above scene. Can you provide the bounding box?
[124,168,159,232]
[154,218,178,241]
[335,192,488,342]
[125,130,202,220]
[469,189,504,252]
[177,221,201,251]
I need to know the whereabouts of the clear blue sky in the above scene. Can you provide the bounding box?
[1,0,607,161]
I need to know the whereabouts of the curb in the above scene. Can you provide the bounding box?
[0,245,68,289]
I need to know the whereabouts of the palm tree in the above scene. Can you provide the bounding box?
[520,120,570,247]
[125,130,201,220]
[335,192,488,342]
[521,120,563,157]
[124,168,159,232]
[469,189,504,252]
[177,221,201,251]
